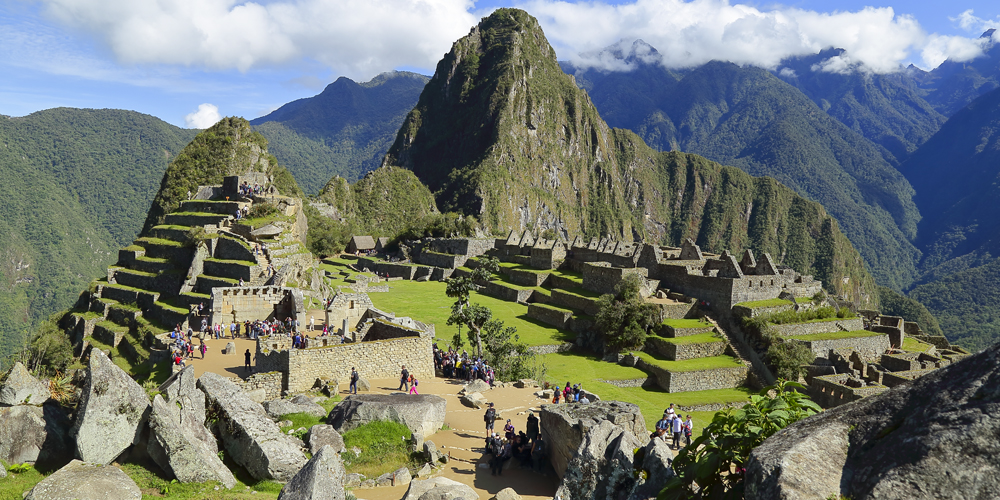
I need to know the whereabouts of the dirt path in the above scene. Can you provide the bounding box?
[185,342,560,500]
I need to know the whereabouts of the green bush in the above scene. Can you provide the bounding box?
[596,274,660,352]
[767,341,815,380]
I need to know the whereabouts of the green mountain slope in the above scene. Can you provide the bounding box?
[567,50,921,289]
[912,30,1000,117]
[382,8,877,306]
[0,109,195,361]
[251,72,428,194]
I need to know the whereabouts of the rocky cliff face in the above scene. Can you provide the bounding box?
[383,8,876,304]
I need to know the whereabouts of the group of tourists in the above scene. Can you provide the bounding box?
[432,345,495,386]
[397,365,420,394]
[550,381,590,404]
[654,403,693,450]
[168,325,206,366]
[483,403,546,476]
[233,204,251,221]
[238,181,268,198]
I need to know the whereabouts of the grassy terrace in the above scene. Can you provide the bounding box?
[102,282,157,295]
[152,224,194,231]
[784,330,884,341]
[634,351,744,372]
[735,298,792,308]
[136,237,184,247]
[198,274,238,284]
[96,320,129,334]
[169,211,228,217]
[205,257,257,266]
[530,302,576,314]
[116,268,157,277]
[661,318,712,329]
[901,337,933,352]
[658,332,723,345]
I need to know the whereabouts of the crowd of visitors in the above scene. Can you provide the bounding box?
[654,405,693,450]
[549,381,590,404]
[238,181,269,198]
[433,344,495,385]
[483,404,546,475]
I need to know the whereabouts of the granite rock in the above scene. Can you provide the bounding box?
[263,397,327,420]
[147,394,236,488]
[460,392,488,409]
[403,476,479,500]
[554,420,644,500]
[459,379,490,395]
[24,460,141,500]
[540,400,647,479]
[0,404,70,465]
[0,362,50,406]
[307,424,346,454]
[277,445,346,500]
[328,394,446,447]
[71,349,150,464]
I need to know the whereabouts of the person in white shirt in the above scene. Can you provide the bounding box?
[671,414,683,450]
[683,415,694,447]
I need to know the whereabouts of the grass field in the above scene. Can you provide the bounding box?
[734,298,792,308]
[901,337,933,352]
[634,352,745,372]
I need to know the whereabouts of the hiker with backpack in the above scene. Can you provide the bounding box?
[350,367,359,394]
[484,402,496,433]
[409,375,419,395]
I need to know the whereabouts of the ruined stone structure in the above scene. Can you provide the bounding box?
[209,286,305,326]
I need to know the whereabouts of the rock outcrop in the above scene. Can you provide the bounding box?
[147,395,236,488]
[328,394,446,446]
[0,404,70,465]
[555,420,644,500]
[263,396,327,420]
[24,460,141,500]
[197,371,307,481]
[628,438,676,500]
[403,476,480,500]
[746,341,1000,500]
[540,400,647,478]
[277,445,347,500]
[0,362,50,406]
[307,424,345,454]
[460,391,488,409]
[460,379,490,395]
[157,365,214,451]
[423,440,446,464]
[71,349,151,464]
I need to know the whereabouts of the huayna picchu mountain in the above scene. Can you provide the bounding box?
[378,8,876,305]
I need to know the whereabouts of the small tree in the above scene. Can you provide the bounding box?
[767,340,815,380]
[595,274,660,353]
[479,319,535,381]
[660,380,822,500]
[446,257,500,357]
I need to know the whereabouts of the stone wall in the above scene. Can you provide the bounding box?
[285,335,433,393]
[645,336,727,361]
[527,303,573,329]
[505,268,549,287]
[361,318,427,342]
[210,286,304,325]
[326,292,373,333]
[731,303,794,318]
[881,369,936,388]
[237,371,284,400]
[214,236,256,262]
[203,259,255,281]
[356,258,418,280]
[636,359,748,393]
[480,281,532,303]
[582,262,647,295]
[808,374,888,408]
[549,289,601,316]
[792,333,890,362]
[770,317,864,336]
[415,251,467,269]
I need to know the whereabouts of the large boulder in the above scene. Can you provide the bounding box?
[263,396,327,420]
[540,400,647,479]
[156,365,214,452]
[0,404,70,466]
[459,379,491,395]
[146,395,236,488]
[0,362,50,406]
[328,394,446,446]
[307,424,345,454]
[356,377,371,392]
[460,391,488,409]
[197,371,307,481]
[222,341,236,354]
[24,460,141,500]
[555,420,644,500]
[746,341,1000,500]
[628,438,676,500]
[277,445,347,500]
[71,349,151,464]
[423,440,445,463]
[403,476,479,500]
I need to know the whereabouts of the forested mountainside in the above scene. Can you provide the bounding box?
[0,109,195,363]
[379,8,877,306]
[251,72,428,194]
[899,86,1000,350]
[910,30,1000,117]
[565,46,921,289]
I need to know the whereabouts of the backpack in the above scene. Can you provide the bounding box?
[491,439,503,457]
[414,379,418,386]
[485,408,496,422]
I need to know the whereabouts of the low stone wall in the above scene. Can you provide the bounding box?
[582,262,647,296]
[881,369,936,388]
[203,259,254,281]
[416,251,467,269]
[285,335,434,393]
[237,371,284,400]
[659,302,697,319]
[549,289,601,316]
[792,333,890,363]
[645,336,727,361]
[215,236,256,262]
[528,343,575,354]
[430,267,453,281]
[808,374,888,408]
[356,258,418,280]
[527,303,572,329]
[637,359,748,393]
[211,286,303,324]
[505,268,549,287]
[112,269,161,292]
[480,281,532,303]
[142,243,194,263]
[660,324,714,338]
[731,303,793,318]
[164,213,229,227]
[771,317,864,337]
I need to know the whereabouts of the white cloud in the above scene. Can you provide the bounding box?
[517,0,986,73]
[185,103,221,128]
[34,0,478,80]
[953,9,1000,35]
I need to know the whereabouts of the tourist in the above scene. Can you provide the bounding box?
[200,342,207,359]
[504,419,515,441]
[671,413,683,450]
[484,403,496,433]
[244,349,252,372]
[563,383,572,403]
[666,403,676,417]
[350,367,359,394]
[398,365,409,391]
[531,436,547,472]
[409,376,419,395]
[552,386,561,404]
[683,415,693,447]
[579,393,590,404]
[490,438,511,476]
[310,316,315,331]
[526,410,539,443]
[655,412,671,440]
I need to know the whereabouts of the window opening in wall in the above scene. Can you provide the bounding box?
[349,301,354,309]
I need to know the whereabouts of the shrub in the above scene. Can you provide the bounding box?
[595,274,660,353]
[767,341,815,380]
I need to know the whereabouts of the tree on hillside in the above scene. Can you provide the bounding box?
[446,257,500,358]
[595,274,660,353]
[660,380,822,500]
[480,318,535,381]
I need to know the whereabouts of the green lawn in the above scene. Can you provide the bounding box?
[366,279,575,346]
[734,298,792,308]
[784,330,884,341]
[901,337,933,352]
[661,318,712,329]
[634,352,745,372]
[658,332,723,345]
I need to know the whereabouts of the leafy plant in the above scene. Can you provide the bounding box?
[479,319,535,382]
[446,257,500,358]
[595,274,660,353]
[767,341,815,380]
[660,380,821,499]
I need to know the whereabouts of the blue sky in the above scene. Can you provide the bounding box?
[1,0,998,128]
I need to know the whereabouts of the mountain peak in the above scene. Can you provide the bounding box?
[981,28,995,39]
